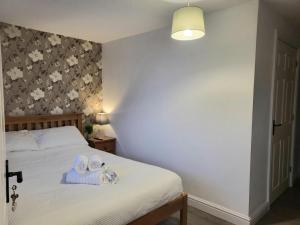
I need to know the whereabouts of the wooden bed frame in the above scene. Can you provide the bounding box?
[5,113,83,133]
[5,113,187,225]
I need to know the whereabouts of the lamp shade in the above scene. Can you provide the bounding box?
[95,112,110,125]
[171,6,205,41]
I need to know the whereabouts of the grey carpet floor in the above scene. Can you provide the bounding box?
[257,180,300,225]
[159,181,300,225]
[158,206,232,225]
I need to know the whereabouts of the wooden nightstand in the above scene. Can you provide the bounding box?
[88,137,116,155]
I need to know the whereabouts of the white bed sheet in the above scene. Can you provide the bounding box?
[7,145,182,225]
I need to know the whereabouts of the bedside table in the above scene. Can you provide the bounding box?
[88,137,116,155]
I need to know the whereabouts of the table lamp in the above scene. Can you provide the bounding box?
[94,112,110,139]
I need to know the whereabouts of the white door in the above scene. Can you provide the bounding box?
[0,41,8,224]
[270,40,297,203]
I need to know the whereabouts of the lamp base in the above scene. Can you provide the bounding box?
[94,137,104,140]
[93,132,106,140]
[92,124,106,140]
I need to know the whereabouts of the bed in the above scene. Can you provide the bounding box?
[5,113,187,225]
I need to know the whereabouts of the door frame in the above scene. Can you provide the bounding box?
[267,29,300,203]
[291,48,300,184]
[0,38,7,225]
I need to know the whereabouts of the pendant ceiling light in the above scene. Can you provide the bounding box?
[171,1,205,41]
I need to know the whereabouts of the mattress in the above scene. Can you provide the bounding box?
[7,145,183,225]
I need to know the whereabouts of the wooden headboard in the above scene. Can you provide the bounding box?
[5,113,83,134]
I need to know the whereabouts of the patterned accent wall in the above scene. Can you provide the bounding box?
[0,22,102,123]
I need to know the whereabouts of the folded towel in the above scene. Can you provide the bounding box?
[88,155,105,172]
[65,169,103,185]
[72,155,88,174]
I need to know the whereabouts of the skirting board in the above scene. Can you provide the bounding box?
[188,194,269,225]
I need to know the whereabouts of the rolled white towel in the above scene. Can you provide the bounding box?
[88,155,105,172]
[72,155,88,174]
[65,169,102,185]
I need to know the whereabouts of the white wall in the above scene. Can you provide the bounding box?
[103,0,258,217]
[249,0,300,215]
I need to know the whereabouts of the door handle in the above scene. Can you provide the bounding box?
[272,120,282,136]
[6,160,23,203]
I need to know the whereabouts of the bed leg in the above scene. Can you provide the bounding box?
[180,194,187,225]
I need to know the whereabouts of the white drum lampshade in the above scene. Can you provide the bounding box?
[95,112,110,125]
[171,6,205,41]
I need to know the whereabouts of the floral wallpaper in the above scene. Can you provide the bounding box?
[0,22,102,123]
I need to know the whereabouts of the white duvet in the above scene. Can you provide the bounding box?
[7,145,182,225]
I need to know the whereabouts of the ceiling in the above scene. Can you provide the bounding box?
[265,0,300,28]
[0,0,249,43]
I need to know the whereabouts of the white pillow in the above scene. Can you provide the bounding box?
[36,126,88,149]
[6,130,39,152]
